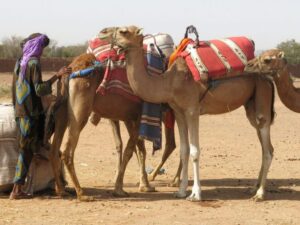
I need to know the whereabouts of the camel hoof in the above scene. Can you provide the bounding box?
[252,194,264,202]
[168,179,180,187]
[249,185,259,194]
[174,191,187,199]
[139,185,155,193]
[113,189,129,197]
[186,194,201,202]
[77,195,94,202]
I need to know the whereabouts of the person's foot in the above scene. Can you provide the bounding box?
[9,184,32,200]
[9,191,32,200]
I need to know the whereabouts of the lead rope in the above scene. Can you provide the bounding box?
[96,28,118,95]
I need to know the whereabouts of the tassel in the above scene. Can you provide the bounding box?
[96,59,111,95]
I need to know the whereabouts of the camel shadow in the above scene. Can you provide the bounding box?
[68,178,300,202]
[1,178,299,201]
[196,178,300,201]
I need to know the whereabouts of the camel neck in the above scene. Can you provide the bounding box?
[125,47,172,103]
[274,66,300,112]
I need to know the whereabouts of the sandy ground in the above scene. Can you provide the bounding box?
[1,72,300,225]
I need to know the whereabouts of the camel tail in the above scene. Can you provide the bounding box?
[43,76,69,145]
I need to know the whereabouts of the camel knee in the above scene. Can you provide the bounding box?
[256,114,267,128]
[115,141,122,154]
[189,144,199,161]
[180,150,189,162]
[265,147,274,160]
[165,140,176,153]
[61,152,72,166]
[123,146,135,160]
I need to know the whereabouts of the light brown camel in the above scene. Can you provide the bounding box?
[49,35,176,201]
[246,49,300,112]
[100,25,276,201]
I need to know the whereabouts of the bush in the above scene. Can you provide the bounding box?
[277,39,300,65]
[0,35,88,59]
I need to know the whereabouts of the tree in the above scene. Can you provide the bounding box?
[43,39,58,57]
[43,40,88,58]
[277,39,300,65]
[0,35,23,58]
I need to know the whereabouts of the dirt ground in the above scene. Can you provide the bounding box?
[1,72,300,225]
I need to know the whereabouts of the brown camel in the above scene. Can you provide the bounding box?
[246,49,300,112]
[100,25,276,201]
[49,34,176,201]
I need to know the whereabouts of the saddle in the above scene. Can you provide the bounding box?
[170,25,255,82]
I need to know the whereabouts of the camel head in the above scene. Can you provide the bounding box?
[97,27,118,42]
[245,49,287,75]
[113,26,144,50]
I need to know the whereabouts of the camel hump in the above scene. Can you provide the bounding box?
[69,53,96,72]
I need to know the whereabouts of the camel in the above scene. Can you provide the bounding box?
[100,25,276,201]
[49,30,176,201]
[246,49,300,112]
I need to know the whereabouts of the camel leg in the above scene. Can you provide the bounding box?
[62,111,93,201]
[253,79,274,201]
[253,126,273,201]
[169,160,182,187]
[135,138,155,192]
[49,102,69,197]
[148,122,177,183]
[113,121,136,197]
[245,78,274,201]
[185,109,201,201]
[173,110,189,198]
[109,120,123,182]
[61,84,95,201]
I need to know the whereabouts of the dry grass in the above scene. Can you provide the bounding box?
[0,83,12,103]
[0,85,11,98]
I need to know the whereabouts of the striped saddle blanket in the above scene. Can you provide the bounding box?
[87,33,175,150]
[87,35,171,101]
[179,37,255,81]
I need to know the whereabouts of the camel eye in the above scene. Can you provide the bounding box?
[263,58,272,64]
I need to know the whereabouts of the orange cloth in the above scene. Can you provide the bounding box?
[168,38,192,67]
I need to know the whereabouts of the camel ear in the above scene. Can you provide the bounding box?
[136,28,144,36]
[100,28,108,34]
[278,51,285,58]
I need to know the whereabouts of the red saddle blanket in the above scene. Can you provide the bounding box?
[87,37,166,102]
[179,37,255,81]
[87,37,140,102]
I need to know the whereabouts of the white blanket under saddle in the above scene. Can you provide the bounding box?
[0,104,56,193]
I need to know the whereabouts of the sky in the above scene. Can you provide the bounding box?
[0,0,299,51]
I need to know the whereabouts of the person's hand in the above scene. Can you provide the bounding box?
[57,66,72,78]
